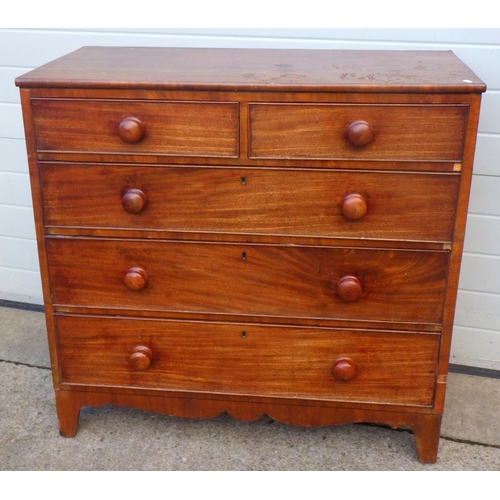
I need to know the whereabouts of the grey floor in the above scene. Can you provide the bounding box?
[1,304,499,470]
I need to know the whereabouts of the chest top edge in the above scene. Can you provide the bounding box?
[15,46,487,94]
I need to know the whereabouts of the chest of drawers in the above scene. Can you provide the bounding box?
[16,47,485,463]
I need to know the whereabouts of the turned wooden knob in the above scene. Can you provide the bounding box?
[337,275,362,302]
[342,193,367,221]
[118,117,146,143]
[333,357,356,381]
[122,188,147,214]
[124,266,148,291]
[130,346,153,371]
[346,120,374,147]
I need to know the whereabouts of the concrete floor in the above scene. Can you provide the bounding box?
[1,304,499,470]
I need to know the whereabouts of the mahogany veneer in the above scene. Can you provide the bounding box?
[16,47,486,463]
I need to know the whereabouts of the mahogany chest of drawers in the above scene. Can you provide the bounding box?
[16,47,485,463]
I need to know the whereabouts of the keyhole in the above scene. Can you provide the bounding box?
[241,176,246,186]
[242,251,247,260]
[241,331,247,339]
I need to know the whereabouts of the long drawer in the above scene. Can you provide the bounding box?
[40,164,459,243]
[31,98,239,158]
[55,314,439,406]
[46,238,448,324]
[249,103,467,161]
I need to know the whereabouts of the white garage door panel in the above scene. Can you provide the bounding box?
[0,205,36,240]
[459,253,500,294]
[455,290,500,332]
[0,172,32,208]
[468,175,500,216]
[0,29,108,67]
[464,214,500,256]
[91,28,500,45]
[477,92,500,135]
[0,68,27,104]
[0,138,28,174]
[451,325,500,370]
[473,135,500,177]
[0,267,42,305]
[0,103,24,140]
[0,236,39,271]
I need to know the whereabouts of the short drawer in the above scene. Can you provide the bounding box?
[40,164,459,243]
[46,238,448,325]
[249,103,467,161]
[31,98,239,158]
[55,315,439,406]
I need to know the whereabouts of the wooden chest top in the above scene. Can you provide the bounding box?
[16,46,486,93]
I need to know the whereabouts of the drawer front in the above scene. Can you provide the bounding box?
[249,103,467,161]
[46,238,448,324]
[31,98,239,157]
[40,164,459,243]
[55,315,439,406]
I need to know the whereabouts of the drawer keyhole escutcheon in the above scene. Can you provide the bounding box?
[122,188,147,214]
[130,346,153,371]
[332,357,357,381]
[346,120,374,147]
[241,176,246,186]
[241,331,247,339]
[118,116,146,144]
[337,275,362,302]
[124,266,148,291]
[342,193,367,221]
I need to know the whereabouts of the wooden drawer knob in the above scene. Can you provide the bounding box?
[124,266,148,291]
[333,357,356,381]
[342,193,367,221]
[118,117,146,143]
[346,120,374,147]
[122,188,147,214]
[130,346,153,371]
[337,275,362,302]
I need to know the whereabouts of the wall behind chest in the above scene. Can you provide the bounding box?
[1,28,499,369]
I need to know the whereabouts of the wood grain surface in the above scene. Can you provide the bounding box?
[55,314,439,406]
[32,98,239,157]
[46,237,448,324]
[15,47,486,93]
[39,164,460,242]
[249,103,467,161]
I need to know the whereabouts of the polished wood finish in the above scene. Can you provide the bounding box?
[118,117,146,144]
[31,98,239,157]
[123,266,148,292]
[39,164,460,243]
[53,387,443,464]
[121,188,147,214]
[15,47,485,93]
[55,315,439,405]
[346,120,374,148]
[249,103,467,160]
[129,346,153,371]
[45,238,448,324]
[332,357,357,382]
[16,47,485,463]
[341,193,368,221]
[337,276,363,303]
